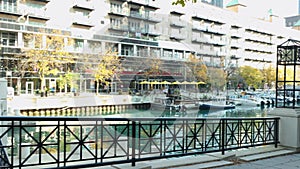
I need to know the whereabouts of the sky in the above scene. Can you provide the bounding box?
[223,0,298,18]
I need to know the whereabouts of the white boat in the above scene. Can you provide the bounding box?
[232,98,261,107]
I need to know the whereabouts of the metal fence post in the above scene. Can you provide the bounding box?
[132,121,136,167]
[275,118,279,148]
[221,119,225,155]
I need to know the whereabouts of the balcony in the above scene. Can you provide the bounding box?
[191,36,207,43]
[31,0,50,3]
[147,13,161,23]
[109,25,129,32]
[198,48,218,56]
[191,15,224,25]
[205,27,226,35]
[192,25,207,32]
[72,0,94,12]
[72,13,94,29]
[170,19,185,28]
[170,34,185,41]
[0,8,22,17]
[127,0,159,10]
[72,22,94,29]
[231,30,242,38]
[26,8,50,21]
[129,11,145,19]
[212,39,226,46]
[145,29,161,36]
[230,41,241,49]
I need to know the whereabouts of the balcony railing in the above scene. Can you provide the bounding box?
[0,116,279,168]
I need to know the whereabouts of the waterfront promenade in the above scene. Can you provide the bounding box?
[5,93,300,168]
[94,145,297,169]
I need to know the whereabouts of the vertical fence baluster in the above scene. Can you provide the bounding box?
[18,121,21,168]
[63,121,67,167]
[160,120,163,156]
[11,120,14,168]
[221,119,225,155]
[131,121,136,167]
[57,121,60,168]
[275,118,279,148]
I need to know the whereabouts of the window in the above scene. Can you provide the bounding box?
[110,3,121,13]
[163,49,172,58]
[1,0,17,13]
[137,46,148,57]
[121,44,133,56]
[75,39,84,51]
[1,32,16,47]
[150,47,160,57]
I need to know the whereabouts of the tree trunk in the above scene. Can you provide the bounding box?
[96,81,99,95]
[40,76,45,91]
[17,77,21,95]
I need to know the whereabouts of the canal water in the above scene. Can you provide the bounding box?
[104,106,274,119]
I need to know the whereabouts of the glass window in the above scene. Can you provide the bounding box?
[121,44,133,56]
[75,39,84,51]
[137,46,148,57]
[1,32,16,47]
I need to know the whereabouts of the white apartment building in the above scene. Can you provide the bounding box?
[0,0,299,94]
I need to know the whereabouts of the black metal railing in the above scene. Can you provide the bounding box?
[0,116,279,168]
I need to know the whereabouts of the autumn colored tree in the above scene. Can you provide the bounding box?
[143,57,163,78]
[207,67,226,92]
[93,51,123,95]
[186,54,208,82]
[23,30,74,91]
[57,72,80,93]
[261,65,276,89]
[238,66,264,89]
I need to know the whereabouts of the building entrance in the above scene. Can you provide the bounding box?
[25,82,34,95]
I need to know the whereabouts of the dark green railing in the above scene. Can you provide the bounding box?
[0,116,279,168]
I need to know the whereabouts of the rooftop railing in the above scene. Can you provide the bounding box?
[0,116,279,168]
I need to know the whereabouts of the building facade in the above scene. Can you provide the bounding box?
[0,0,299,94]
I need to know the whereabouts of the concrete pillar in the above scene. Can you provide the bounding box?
[118,43,122,55]
[0,78,7,116]
[18,32,24,48]
[42,35,47,48]
[269,108,300,150]
[133,45,137,56]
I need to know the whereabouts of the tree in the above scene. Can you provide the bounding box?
[238,66,263,89]
[171,0,197,6]
[143,57,163,79]
[93,51,123,95]
[57,72,80,93]
[23,30,74,91]
[186,54,208,82]
[13,54,32,95]
[207,67,226,92]
[261,65,276,89]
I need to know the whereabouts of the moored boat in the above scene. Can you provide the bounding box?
[199,103,235,110]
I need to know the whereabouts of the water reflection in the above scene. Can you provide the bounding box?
[104,106,274,118]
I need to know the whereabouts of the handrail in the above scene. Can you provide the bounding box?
[0,116,279,168]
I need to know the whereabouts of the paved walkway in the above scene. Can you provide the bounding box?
[92,145,299,169]
[216,153,300,169]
